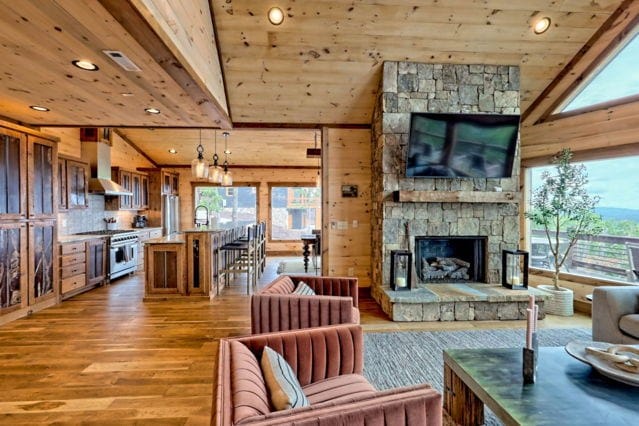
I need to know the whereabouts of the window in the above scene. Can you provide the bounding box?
[194,186,257,229]
[527,156,639,283]
[558,31,639,113]
[271,186,321,240]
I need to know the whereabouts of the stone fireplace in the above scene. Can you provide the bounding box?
[415,236,486,283]
[369,61,545,321]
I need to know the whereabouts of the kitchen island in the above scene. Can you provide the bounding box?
[143,227,226,299]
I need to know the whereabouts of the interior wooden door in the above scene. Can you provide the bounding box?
[28,220,58,306]
[27,136,57,219]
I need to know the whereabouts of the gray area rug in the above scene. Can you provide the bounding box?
[276,260,321,275]
[363,327,591,425]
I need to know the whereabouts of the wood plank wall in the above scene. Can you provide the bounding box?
[322,128,372,287]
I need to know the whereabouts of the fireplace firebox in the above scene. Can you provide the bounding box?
[415,236,486,283]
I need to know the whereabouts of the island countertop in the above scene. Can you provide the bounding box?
[145,234,186,244]
[181,227,225,233]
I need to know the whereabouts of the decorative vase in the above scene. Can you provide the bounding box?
[536,284,574,316]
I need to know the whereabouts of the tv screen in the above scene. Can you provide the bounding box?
[406,113,520,178]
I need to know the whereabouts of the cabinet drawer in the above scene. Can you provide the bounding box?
[61,242,85,255]
[61,274,86,294]
[61,263,86,279]
[60,252,86,266]
[149,229,163,239]
[137,231,150,241]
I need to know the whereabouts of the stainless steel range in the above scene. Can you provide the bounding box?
[74,230,139,280]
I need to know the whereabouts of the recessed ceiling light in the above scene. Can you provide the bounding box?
[121,92,134,97]
[224,149,231,154]
[533,17,551,34]
[268,7,284,25]
[30,105,50,112]
[168,148,177,154]
[72,59,99,71]
[144,107,161,114]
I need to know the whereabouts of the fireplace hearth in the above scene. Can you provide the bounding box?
[415,236,486,283]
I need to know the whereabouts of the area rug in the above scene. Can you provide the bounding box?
[363,327,591,425]
[276,260,321,274]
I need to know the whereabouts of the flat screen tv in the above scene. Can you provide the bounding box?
[406,113,520,178]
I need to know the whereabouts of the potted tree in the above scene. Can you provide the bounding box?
[525,148,603,316]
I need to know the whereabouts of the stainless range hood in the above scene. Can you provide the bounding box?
[81,138,133,196]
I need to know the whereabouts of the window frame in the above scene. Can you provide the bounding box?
[191,182,259,229]
[268,182,321,243]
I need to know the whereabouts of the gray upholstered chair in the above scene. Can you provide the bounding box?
[592,286,639,344]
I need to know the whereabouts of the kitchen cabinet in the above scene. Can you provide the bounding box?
[59,241,86,298]
[28,137,57,219]
[0,222,27,315]
[28,220,58,306]
[108,167,148,211]
[171,174,179,195]
[58,156,89,210]
[160,171,179,195]
[145,242,185,296]
[86,238,107,287]
[0,129,27,220]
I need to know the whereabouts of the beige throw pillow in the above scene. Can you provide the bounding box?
[261,346,310,411]
[292,281,315,296]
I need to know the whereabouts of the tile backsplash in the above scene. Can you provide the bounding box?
[58,195,139,235]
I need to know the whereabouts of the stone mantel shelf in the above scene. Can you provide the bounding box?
[394,190,520,204]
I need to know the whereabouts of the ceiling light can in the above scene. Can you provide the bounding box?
[144,107,161,114]
[168,148,177,154]
[30,105,50,112]
[533,17,551,34]
[72,59,99,71]
[268,7,284,25]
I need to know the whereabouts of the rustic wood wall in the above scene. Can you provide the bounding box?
[322,128,372,287]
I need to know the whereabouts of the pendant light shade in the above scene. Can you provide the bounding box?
[191,129,209,179]
[208,131,223,183]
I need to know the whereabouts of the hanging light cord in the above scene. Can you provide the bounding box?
[223,131,230,172]
[213,131,219,166]
[197,129,204,159]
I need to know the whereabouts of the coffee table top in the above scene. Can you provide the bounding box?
[444,346,639,426]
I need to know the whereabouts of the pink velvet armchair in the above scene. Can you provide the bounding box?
[213,324,442,426]
[250,274,360,334]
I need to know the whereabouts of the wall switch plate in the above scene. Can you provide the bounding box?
[352,220,358,228]
[337,221,348,230]
[348,267,355,276]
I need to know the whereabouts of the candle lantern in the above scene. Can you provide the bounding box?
[502,249,529,289]
[390,250,412,291]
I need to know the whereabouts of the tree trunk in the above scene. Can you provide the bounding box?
[553,270,560,290]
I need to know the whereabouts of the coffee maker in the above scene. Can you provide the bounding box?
[133,215,148,228]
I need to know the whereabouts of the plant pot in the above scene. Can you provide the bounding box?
[536,284,574,316]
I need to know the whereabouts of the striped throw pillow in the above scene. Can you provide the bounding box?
[261,346,310,411]
[292,281,315,296]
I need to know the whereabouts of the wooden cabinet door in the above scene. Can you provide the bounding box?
[140,175,149,209]
[67,160,89,209]
[0,129,27,220]
[145,244,185,295]
[161,172,171,195]
[86,238,106,286]
[131,173,142,210]
[0,222,27,316]
[28,220,58,306]
[27,136,57,219]
[171,174,179,195]
[119,170,132,209]
[58,158,68,211]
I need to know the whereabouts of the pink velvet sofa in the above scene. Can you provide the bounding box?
[250,274,360,334]
[213,324,442,426]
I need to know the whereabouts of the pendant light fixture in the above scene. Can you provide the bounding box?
[191,129,209,179]
[221,131,233,187]
[208,130,223,183]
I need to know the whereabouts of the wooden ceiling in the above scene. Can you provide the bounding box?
[117,128,320,167]
[212,0,623,125]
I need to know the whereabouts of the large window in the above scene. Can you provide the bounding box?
[194,186,257,229]
[528,156,639,283]
[558,31,639,113]
[271,186,321,240]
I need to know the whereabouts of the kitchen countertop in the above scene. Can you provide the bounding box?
[145,234,186,244]
[58,227,164,244]
[182,227,225,233]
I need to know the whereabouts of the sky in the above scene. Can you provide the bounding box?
[531,155,639,210]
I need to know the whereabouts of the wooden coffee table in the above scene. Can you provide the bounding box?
[443,346,639,425]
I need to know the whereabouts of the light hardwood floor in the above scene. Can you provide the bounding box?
[0,257,590,425]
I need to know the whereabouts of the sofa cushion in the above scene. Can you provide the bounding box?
[261,346,310,410]
[293,281,315,296]
[263,276,295,294]
[302,374,376,405]
[230,341,270,423]
[619,314,639,338]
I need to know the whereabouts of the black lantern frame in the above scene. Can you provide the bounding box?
[502,249,529,289]
[390,250,412,291]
